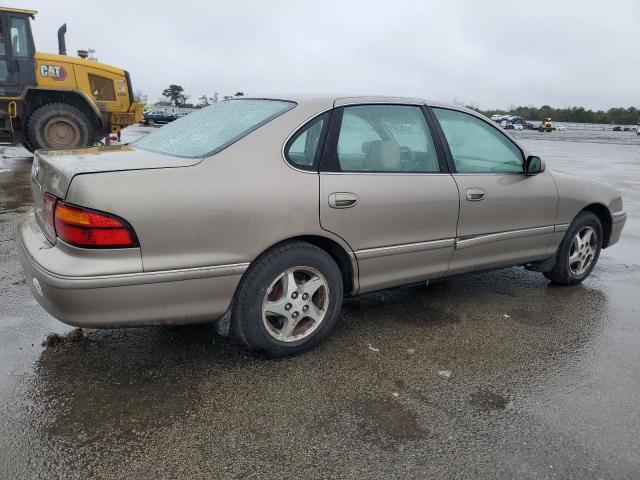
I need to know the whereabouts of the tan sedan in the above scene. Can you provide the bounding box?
[17,95,627,356]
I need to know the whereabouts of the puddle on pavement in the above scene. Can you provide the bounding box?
[0,156,33,211]
[356,397,428,446]
[41,328,85,349]
[30,325,221,439]
[470,389,513,410]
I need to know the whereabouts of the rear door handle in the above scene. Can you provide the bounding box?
[466,187,487,201]
[328,192,359,209]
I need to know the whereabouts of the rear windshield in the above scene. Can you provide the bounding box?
[133,99,295,158]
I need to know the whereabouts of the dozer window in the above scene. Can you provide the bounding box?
[89,75,116,101]
[0,22,7,81]
[10,17,30,58]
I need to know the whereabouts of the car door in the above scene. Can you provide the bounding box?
[0,14,35,96]
[318,102,459,293]
[430,107,558,274]
[8,15,35,88]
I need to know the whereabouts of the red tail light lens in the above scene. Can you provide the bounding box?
[43,193,57,234]
[52,200,138,248]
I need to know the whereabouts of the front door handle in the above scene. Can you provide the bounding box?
[328,192,359,209]
[466,187,487,201]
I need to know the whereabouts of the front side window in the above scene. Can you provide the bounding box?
[10,17,30,58]
[334,105,440,172]
[133,99,295,158]
[432,108,524,174]
[285,112,329,169]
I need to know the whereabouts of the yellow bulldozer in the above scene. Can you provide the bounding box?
[538,118,555,133]
[0,7,142,151]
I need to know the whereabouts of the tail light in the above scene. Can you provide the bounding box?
[44,194,138,248]
[43,193,57,234]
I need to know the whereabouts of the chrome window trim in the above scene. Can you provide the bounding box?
[455,226,554,250]
[320,172,449,177]
[452,172,530,177]
[335,100,426,107]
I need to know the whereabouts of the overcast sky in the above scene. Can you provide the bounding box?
[12,0,639,109]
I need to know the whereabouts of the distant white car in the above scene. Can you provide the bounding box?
[556,125,567,131]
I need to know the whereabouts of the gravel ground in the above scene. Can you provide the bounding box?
[1,126,639,479]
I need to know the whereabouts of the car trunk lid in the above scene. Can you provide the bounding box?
[31,144,202,243]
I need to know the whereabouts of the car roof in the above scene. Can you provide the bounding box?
[243,94,461,109]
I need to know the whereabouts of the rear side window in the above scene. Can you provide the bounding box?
[284,112,330,170]
[334,105,440,173]
[134,99,295,158]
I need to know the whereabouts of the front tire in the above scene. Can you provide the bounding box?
[544,211,602,285]
[26,103,93,151]
[232,241,344,357]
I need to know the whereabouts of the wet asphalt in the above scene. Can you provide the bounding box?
[1,127,639,479]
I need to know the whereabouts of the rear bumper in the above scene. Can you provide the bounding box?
[17,211,246,328]
[608,210,627,247]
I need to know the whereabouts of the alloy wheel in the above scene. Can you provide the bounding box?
[262,266,329,342]
[568,226,597,276]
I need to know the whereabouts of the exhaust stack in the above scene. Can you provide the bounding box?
[57,24,67,55]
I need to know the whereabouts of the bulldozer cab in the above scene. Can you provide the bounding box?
[0,8,36,96]
[0,7,143,151]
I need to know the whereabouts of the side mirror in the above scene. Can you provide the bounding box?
[525,155,545,175]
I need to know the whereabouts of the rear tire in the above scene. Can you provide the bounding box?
[232,241,343,357]
[544,211,602,285]
[26,103,94,151]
